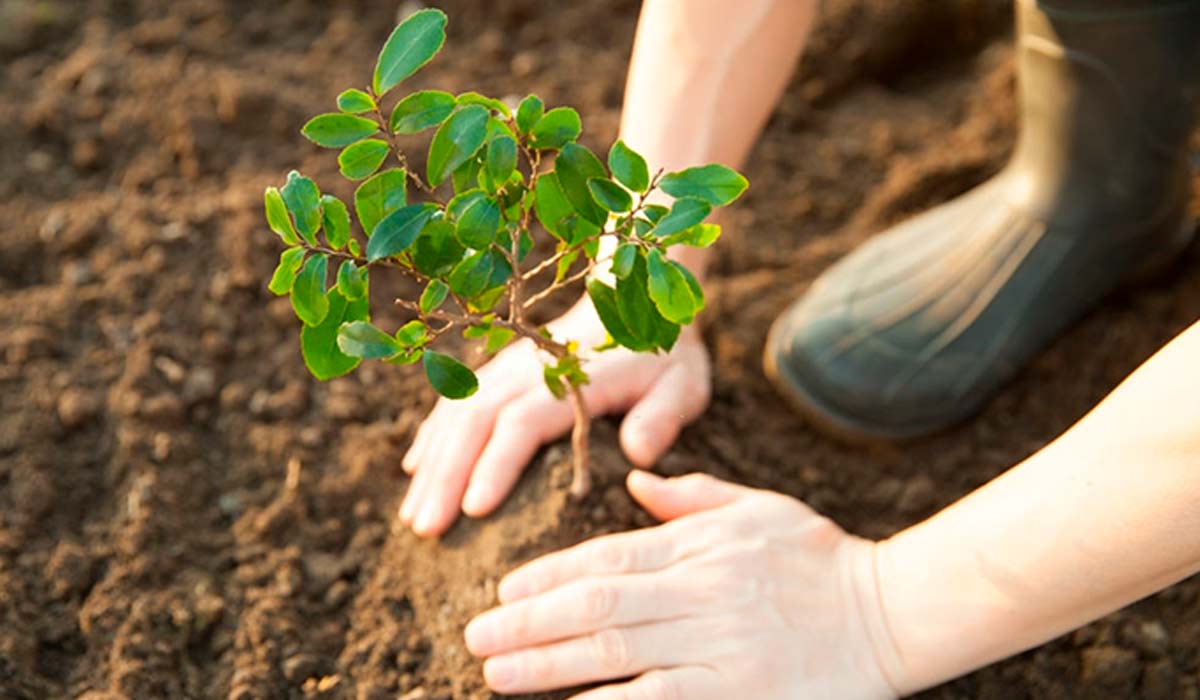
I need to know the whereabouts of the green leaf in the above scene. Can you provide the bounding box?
[337,321,402,359]
[354,168,408,237]
[455,195,501,249]
[615,251,658,347]
[337,89,375,114]
[301,113,379,148]
[659,164,748,207]
[268,247,306,295]
[412,220,464,276]
[587,178,632,213]
[427,105,490,186]
[484,327,515,354]
[281,171,321,245]
[533,172,575,240]
[395,319,429,347]
[338,138,390,180]
[292,253,330,326]
[498,227,534,263]
[387,348,424,366]
[651,197,711,239]
[646,248,696,324]
[389,90,457,133]
[673,260,705,313]
[543,366,568,399]
[336,259,367,300]
[420,279,449,314]
[643,204,669,223]
[302,288,369,380]
[654,317,681,352]
[423,351,478,399]
[555,249,580,283]
[529,107,581,150]
[586,279,649,351]
[457,91,512,118]
[486,136,517,187]
[483,248,513,291]
[348,238,362,257]
[264,187,300,245]
[452,157,483,195]
[320,194,350,250]
[448,188,486,220]
[608,140,650,194]
[373,8,448,96]
[611,242,637,279]
[662,222,721,248]
[515,95,544,134]
[555,143,608,227]
[366,203,438,261]
[447,250,493,298]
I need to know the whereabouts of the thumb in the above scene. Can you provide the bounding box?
[619,360,708,468]
[627,470,755,522]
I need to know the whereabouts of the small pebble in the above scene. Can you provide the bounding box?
[57,388,100,428]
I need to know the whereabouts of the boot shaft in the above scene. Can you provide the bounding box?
[1011,0,1200,217]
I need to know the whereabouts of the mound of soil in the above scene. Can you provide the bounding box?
[1,0,1197,698]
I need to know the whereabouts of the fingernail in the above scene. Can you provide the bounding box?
[461,487,486,516]
[463,617,491,655]
[628,469,662,489]
[484,656,515,689]
[413,505,437,536]
[399,494,416,523]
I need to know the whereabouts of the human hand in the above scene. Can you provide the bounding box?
[398,300,712,537]
[464,471,900,699]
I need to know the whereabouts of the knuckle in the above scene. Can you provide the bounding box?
[581,582,617,625]
[494,404,528,429]
[520,648,554,683]
[591,539,634,574]
[506,604,531,641]
[590,627,633,674]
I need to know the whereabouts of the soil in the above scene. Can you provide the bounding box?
[2,0,1198,698]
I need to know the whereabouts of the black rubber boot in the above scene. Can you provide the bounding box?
[765,0,1200,440]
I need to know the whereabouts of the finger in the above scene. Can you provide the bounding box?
[627,471,755,522]
[398,451,434,524]
[480,618,709,695]
[569,667,724,700]
[401,343,537,476]
[401,403,440,474]
[496,509,732,602]
[460,387,577,517]
[466,571,698,657]
[409,405,499,536]
[403,373,534,533]
[618,359,709,468]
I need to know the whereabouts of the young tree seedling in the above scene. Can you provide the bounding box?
[264,9,747,497]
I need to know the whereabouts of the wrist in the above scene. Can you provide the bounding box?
[843,537,905,699]
[871,527,1011,696]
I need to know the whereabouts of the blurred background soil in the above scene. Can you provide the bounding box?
[1,0,1197,698]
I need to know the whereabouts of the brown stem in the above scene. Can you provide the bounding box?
[367,88,441,200]
[565,380,591,498]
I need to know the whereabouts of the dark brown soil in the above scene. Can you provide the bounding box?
[2,1,1197,698]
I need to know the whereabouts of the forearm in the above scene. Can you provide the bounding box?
[874,321,1200,694]
[619,0,817,278]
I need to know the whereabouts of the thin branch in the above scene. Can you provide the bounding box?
[367,88,441,201]
[302,243,431,284]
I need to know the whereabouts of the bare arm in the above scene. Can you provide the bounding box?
[877,320,1200,693]
[618,0,818,279]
